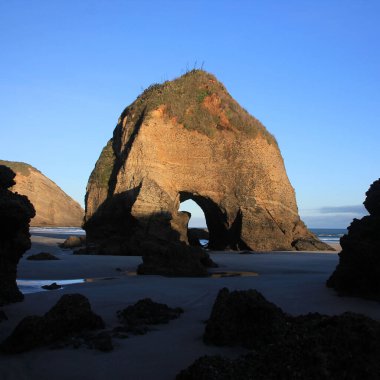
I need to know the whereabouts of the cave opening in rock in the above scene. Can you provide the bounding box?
[179,199,208,247]
[179,200,206,229]
[178,192,229,250]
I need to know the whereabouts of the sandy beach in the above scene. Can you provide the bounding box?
[0,233,378,380]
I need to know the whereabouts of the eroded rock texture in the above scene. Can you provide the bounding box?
[177,288,380,379]
[327,178,380,299]
[203,288,286,348]
[115,298,183,335]
[0,160,84,227]
[137,241,216,276]
[84,70,328,256]
[0,165,35,306]
[0,293,105,353]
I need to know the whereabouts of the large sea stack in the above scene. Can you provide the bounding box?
[0,160,84,227]
[327,178,380,299]
[84,70,328,255]
[0,165,35,305]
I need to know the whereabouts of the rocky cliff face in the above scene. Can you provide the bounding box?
[0,160,84,227]
[84,70,328,253]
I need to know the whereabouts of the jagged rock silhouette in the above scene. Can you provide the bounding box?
[0,165,35,305]
[327,178,380,299]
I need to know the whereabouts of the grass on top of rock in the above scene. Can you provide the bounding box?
[86,139,115,189]
[0,160,35,177]
[118,70,277,144]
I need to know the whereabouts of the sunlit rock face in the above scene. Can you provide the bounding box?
[84,70,326,255]
[0,165,35,305]
[327,178,380,299]
[0,160,84,227]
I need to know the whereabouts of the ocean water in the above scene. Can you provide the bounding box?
[29,227,347,244]
[17,279,85,294]
[30,227,85,236]
[310,228,347,244]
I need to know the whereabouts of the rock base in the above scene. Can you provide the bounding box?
[0,165,35,306]
[0,294,105,354]
[178,288,380,379]
[137,242,216,277]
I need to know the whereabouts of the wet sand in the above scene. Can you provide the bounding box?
[0,234,377,380]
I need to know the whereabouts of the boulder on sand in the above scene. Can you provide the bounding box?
[137,241,216,277]
[203,287,286,348]
[0,293,105,354]
[178,287,380,379]
[60,235,86,249]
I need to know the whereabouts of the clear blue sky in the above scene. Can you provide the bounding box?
[1,1,379,228]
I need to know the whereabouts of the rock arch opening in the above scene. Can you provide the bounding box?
[178,192,232,250]
[179,199,208,247]
[179,199,206,229]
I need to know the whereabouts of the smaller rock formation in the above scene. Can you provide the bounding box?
[0,293,105,354]
[27,252,59,260]
[41,282,62,290]
[59,235,86,249]
[178,288,380,379]
[0,165,35,306]
[115,298,183,335]
[187,228,209,247]
[203,288,286,348]
[0,160,84,227]
[292,237,335,251]
[137,242,216,277]
[327,178,380,299]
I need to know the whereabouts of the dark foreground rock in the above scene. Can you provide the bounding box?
[178,288,380,379]
[115,298,183,335]
[177,355,235,380]
[203,288,286,349]
[27,252,59,260]
[50,330,113,352]
[0,310,7,323]
[0,294,105,354]
[137,241,216,277]
[327,178,380,299]
[0,165,35,306]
